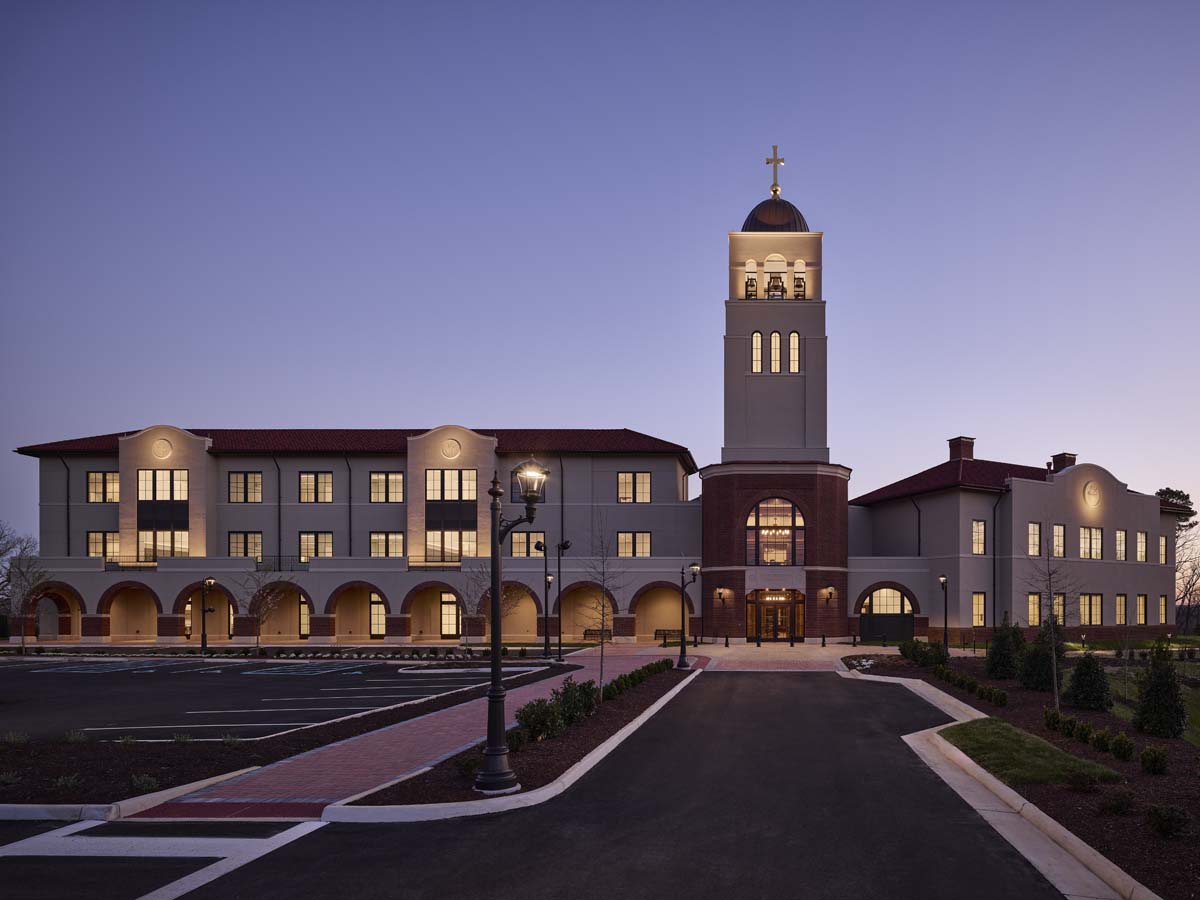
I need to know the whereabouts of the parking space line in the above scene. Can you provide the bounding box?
[82,723,315,731]
[262,695,435,701]
[186,707,377,714]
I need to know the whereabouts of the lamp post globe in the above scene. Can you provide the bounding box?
[476,460,548,794]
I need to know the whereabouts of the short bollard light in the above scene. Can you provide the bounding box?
[724,633,730,648]
[821,633,826,648]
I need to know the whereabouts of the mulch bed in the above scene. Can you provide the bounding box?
[847,653,1200,900]
[355,669,691,805]
[0,664,575,806]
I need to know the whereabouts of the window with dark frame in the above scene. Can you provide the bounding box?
[511,531,545,557]
[617,531,651,558]
[745,498,805,566]
[299,472,333,503]
[370,471,405,503]
[299,532,333,562]
[369,532,404,558]
[87,531,120,561]
[228,531,263,561]
[228,472,263,503]
[87,471,120,503]
[617,472,650,504]
[369,592,386,638]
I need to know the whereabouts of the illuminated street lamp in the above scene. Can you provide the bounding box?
[938,574,949,650]
[200,576,216,655]
[677,564,700,669]
[475,459,549,794]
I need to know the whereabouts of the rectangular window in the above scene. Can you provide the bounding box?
[1116,530,1126,561]
[971,520,986,555]
[299,532,333,562]
[1026,593,1041,627]
[87,471,120,503]
[228,472,262,503]
[1136,594,1147,625]
[1159,595,1167,624]
[1159,535,1167,565]
[369,532,404,558]
[228,532,263,560]
[1052,524,1065,558]
[617,532,651,558]
[972,592,985,627]
[617,472,650,503]
[1115,594,1127,626]
[511,532,545,557]
[1079,527,1103,560]
[426,469,476,502]
[1053,593,1065,626]
[370,471,404,503]
[1027,522,1041,556]
[299,472,332,503]
[138,469,187,500]
[369,592,386,638]
[1080,593,1102,626]
[87,531,121,561]
[1136,531,1147,562]
[136,529,186,561]
[423,529,476,562]
[298,601,310,638]
[440,592,460,638]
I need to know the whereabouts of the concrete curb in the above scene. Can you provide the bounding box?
[0,766,259,822]
[928,731,1162,900]
[323,668,703,823]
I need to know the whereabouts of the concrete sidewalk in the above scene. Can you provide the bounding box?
[137,646,683,819]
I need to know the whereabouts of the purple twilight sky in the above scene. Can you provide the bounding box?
[2,0,1198,539]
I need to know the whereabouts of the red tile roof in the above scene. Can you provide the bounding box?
[850,458,1049,506]
[15,428,698,472]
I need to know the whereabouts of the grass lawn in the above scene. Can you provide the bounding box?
[1063,635,1200,652]
[1092,667,1200,748]
[940,718,1120,787]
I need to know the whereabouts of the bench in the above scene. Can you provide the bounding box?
[654,628,683,645]
[583,628,612,642]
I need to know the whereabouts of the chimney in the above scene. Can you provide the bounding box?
[948,436,975,461]
[1050,452,1077,472]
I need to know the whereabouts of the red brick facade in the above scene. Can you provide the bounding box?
[701,466,850,640]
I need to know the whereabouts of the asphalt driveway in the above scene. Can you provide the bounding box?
[176,672,1063,900]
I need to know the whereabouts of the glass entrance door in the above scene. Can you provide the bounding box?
[762,606,790,640]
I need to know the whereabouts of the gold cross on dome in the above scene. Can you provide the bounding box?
[765,145,785,197]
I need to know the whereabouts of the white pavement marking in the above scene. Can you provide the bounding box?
[0,819,327,900]
[186,707,377,714]
[317,685,482,692]
[82,723,315,730]
[263,695,435,701]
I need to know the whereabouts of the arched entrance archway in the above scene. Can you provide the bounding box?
[557,583,617,642]
[480,583,540,644]
[855,583,919,642]
[100,583,161,643]
[174,582,238,643]
[631,584,691,642]
[406,584,464,643]
[256,584,314,643]
[25,584,83,642]
[327,582,390,642]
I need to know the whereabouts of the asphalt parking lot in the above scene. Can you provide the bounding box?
[0,658,540,740]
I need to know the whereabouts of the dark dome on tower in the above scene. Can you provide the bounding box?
[742,197,810,232]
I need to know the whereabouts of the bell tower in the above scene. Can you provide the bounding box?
[722,146,827,463]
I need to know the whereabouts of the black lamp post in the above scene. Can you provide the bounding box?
[677,564,700,669]
[938,574,948,649]
[555,539,570,662]
[199,576,216,654]
[535,540,553,659]
[475,459,548,795]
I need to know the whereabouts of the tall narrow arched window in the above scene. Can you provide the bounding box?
[745,498,805,566]
[751,332,762,373]
[789,332,799,373]
[770,331,781,373]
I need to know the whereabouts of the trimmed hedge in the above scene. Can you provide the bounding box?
[518,661,674,739]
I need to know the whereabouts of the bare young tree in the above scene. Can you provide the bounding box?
[1173,525,1200,635]
[234,568,300,650]
[580,515,627,698]
[461,558,527,648]
[0,522,52,655]
[1024,548,1082,713]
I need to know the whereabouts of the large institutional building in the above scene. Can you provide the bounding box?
[12,154,1185,647]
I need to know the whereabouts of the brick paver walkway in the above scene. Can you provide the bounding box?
[139,646,686,818]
